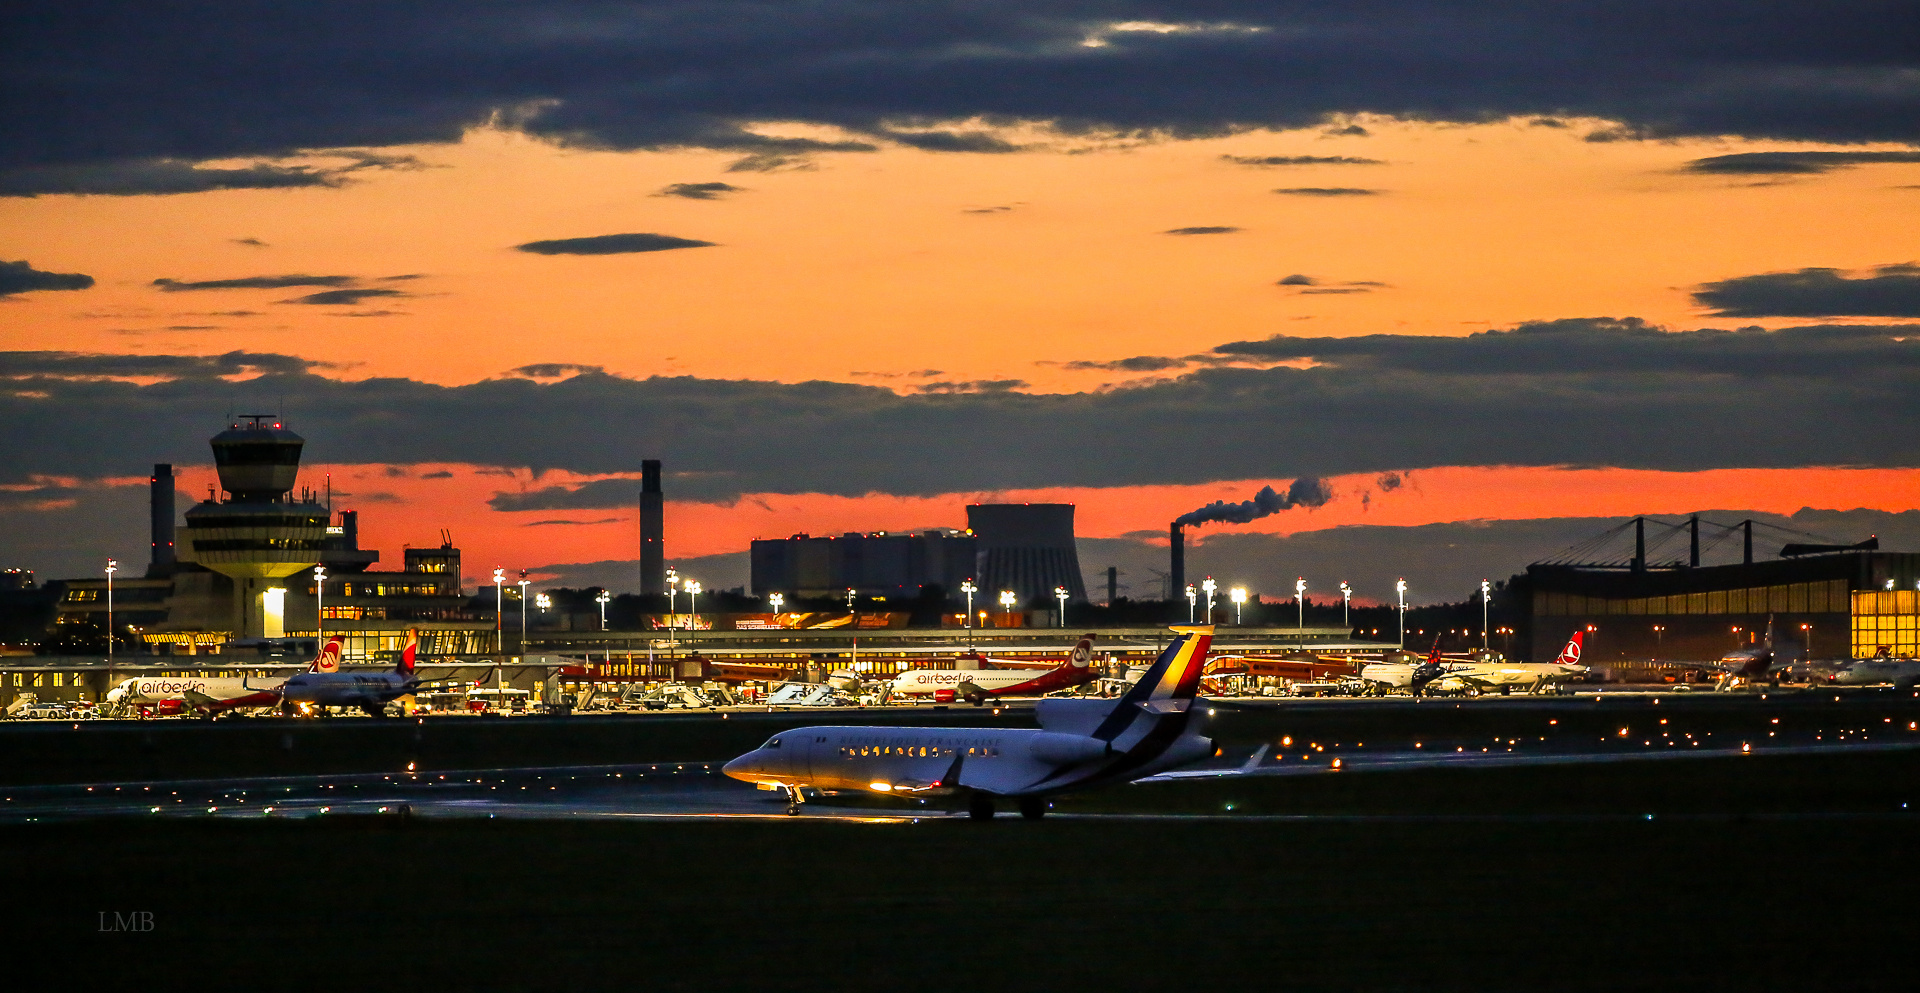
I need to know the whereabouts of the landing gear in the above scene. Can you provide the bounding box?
[968,793,996,820]
[1018,796,1046,820]
[784,785,804,816]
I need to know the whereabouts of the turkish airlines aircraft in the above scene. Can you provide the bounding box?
[103,638,341,716]
[892,635,1099,704]
[281,632,430,717]
[1431,632,1592,695]
[725,626,1218,819]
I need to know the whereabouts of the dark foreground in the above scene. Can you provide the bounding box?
[15,767,1920,992]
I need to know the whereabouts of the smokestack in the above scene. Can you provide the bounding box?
[340,510,359,550]
[149,463,175,573]
[1169,523,1185,601]
[640,459,665,595]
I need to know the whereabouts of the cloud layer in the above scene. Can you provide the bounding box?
[7,1,1920,185]
[0,260,93,297]
[3,317,1918,499]
[514,233,717,255]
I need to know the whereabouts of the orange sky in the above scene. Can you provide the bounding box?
[151,462,1920,587]
[7,118,1920,391]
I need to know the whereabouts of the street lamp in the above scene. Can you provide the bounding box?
[1652,624,1665,658]
[960,579,977,653]
[517,572,530,657]
[1395,578,1407,649]
[1230,586,1247,625]
[312,565,326,649]
[845,587,856,615]
[1294,577,1306,630]
[492,568,505,653]
[1184,584,1196,623]
[594,591,609,631]
[1800,622,1812,662]
[1054,586,1069,628]
[1480,579,1491,651]
[1340,581,1351,631]
[1731,624,1743,650]
[999,589,1016,625]
[685,580,702,630]
[1202,577,1217,625]
[666,566,679,657]
[768,592,784,616]
[104,558,117,663]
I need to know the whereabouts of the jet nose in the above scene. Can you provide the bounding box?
[722,753,756,782]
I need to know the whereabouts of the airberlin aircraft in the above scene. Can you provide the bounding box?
[280,632,432,717]
[104,638,341,717]
[891,634,1100,704]
[725,626,1218,819]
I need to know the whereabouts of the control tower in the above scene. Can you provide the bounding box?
[178,416,328,640]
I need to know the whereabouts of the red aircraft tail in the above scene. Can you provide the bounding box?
[1553,630,1584,666]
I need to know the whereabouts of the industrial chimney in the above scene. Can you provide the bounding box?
[640,459,665,595]
[148,463,175,575]
[1169,522,1185,601]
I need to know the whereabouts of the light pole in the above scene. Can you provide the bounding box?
[1652,624,1664,659]
[1184,584,1196,623]
[492,568,505,653]
[1395,578,1407,649]
[517,572,530,657]
[591,590,606,631]
[1340,581,1351,631]
[1295,577,1306,630]
[1800,622,1812,662]
[1202,577,1217,625]
[666,566,678,657]
[999,589,1016,626]
[1230,586,1247,625]
[104,558,117,663]
[1480,579,1491,651]
[685,580,701,634]
[1054,586,1069,628]
[768,592,784,616]
[313,565,326,649]
[845,587,856,616]
[960,579,977,653]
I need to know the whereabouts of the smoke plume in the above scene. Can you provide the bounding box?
[1174,477,1332,527]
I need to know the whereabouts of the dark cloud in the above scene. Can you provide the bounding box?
[4,319,1919,499]
[913,378,1028,394]
[231,238,268,247]
[509,363,607,379]
[1323,125,1372,138]
[1164,226,1240,235]
[1223,155,1384,166]
[0,260,93,297]
[0,152,422,197]
[153,274,354,292]
[9,0,1918,187]
[1273,187,1379,196]
[1376,471,1404,492]
[725,154,817,173]
[0,350,327,380]
[1175,478,1334,527]
[963,205,1015,214]
[881,129,1023,153]
[491,479,643,513]
[420,470,453,479]
[1061,356,1189,373]
[526,517,624,527]
[514,233,717,255]
[281,288,410,306]
[655,182,743,200]
[1277,274,1317,286]
[1300,287,1371,294]
[1683,151,1920,175]
[1692,265,1920,317]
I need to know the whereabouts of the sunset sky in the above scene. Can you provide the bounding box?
[4,2,1918,600]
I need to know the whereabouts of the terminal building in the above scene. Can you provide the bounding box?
[747,503,1090,609]
[1526,516,1920,665]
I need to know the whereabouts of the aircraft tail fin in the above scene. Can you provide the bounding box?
[398,629,418,675]
[1554,630,1585,666]
[1067,633,1097,670]
[309,636,343,673]
[1088,626,1212,738]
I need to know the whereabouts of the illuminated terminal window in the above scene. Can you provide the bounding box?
[1535,580,1850,617]
[1852,591,1920,659]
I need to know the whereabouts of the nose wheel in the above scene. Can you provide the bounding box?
[784,785,804,815]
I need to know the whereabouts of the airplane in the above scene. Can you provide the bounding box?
[1428,631,1592,695]
[1662,616,1804,689]
[279,631,435,717]
[103,638,342,717]
[723,625,1219,819]
[1829,648,1920,690]
[1358,644,1442,695]
[891,634,1100,704]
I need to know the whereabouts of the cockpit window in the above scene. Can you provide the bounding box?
[765,738,782,749]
